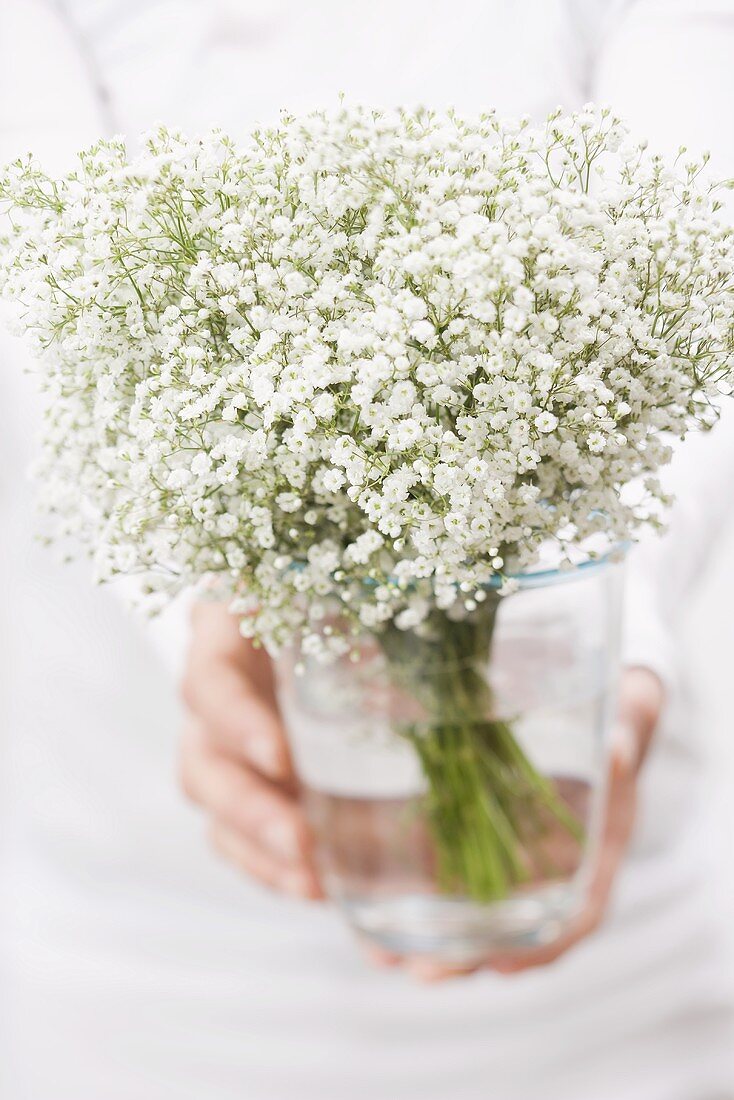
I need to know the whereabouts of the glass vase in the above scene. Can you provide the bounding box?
[276,555,624,964]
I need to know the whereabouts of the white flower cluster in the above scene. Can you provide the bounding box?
[1,106,733,653]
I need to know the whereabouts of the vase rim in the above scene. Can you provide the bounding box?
[486,540,630,590]
[286,539,629,593]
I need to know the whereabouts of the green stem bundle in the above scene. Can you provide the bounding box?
[381,601,582,903]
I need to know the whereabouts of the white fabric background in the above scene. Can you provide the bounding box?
[1,3,734,1098]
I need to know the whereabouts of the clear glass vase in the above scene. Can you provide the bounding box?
[276,555,624,964]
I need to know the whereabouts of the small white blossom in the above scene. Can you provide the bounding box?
[587,432,607,453]
[534,412,559,434]
[0,105,732,653]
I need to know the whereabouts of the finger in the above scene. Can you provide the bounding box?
[384,709,645,980]
[481,882,613,974]
[387,677,654,980]
[209,821,321,899]
[616,667,665,767]
[610,717,639,774]
[358,946,479,981]
[594,723,638,897]
[182,654,292,781]
[485,735,638,975]
[404,958,480,983]
[484,895,607,974]
[184,600,292,780]
[358,940,402,969]
[181,719,311,865]
[190,599,259,660]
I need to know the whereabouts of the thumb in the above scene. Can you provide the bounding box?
[612,667,665,774]
[610,717,639,777]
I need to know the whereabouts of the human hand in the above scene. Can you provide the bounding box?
[180,609,662,977]
[366,666,664,981]
[179,601,322,900]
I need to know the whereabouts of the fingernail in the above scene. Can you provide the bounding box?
[260,818,299,861]
[490,960,523,975]
[405,959,457,983]
[360,941,400,968]
[246,733,282,777]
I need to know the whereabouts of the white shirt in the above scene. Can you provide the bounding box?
[2,3,734,1098]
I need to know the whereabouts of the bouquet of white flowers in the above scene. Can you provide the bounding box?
[2,106,733,925]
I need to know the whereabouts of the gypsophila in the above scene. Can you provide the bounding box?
[1,104,733,656]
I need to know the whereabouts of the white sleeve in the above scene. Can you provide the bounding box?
[53,0,223,134]
[0,0,104,163]
[592,0,734,685]
[620,404,734,686]
[0,1,197,680]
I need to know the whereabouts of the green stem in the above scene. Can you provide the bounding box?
[381,602,584,903]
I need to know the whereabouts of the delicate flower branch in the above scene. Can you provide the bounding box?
[1,105,733,656]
